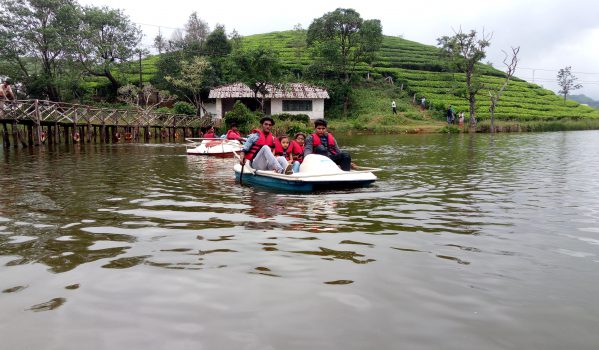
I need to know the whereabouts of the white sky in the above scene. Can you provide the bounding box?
[79,0,599,99]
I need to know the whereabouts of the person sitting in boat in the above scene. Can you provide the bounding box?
[304,118,352,171]
[288,132,306,173]
[226,123,242,141]
[275,135,298,172]
[274,135,291,158]
[239,116,293,174]
[204,126,217,139]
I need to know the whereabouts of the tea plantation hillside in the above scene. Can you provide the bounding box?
[242,31,598,121]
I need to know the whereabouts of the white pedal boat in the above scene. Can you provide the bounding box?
[186,138,243,157]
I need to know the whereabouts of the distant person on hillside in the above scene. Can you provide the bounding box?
[392,100,397,114]
[420,96,426,111]
[304,118,352,171]
[446,105,455,125]
[458,112,465,128]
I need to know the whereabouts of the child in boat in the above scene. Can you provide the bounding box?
[275,135,291,159]
[204,126,217,139]
[226,123,242,141]
[289,132,306,173]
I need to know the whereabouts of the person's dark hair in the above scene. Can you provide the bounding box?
[3,80,10,85]
[230,122,237,128]
[260,116,275,125]
[294,132,306,139]
[314,118,327,127]
[278,135,289,142]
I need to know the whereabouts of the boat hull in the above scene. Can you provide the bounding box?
[185,138,242,157]
[234,171,375,192]
[233,154,378,192]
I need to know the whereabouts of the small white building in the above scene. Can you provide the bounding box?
[208,82,329,120]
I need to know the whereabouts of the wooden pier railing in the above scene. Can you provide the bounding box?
[0,99,212,148]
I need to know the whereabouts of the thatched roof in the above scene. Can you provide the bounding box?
[209,83,329,99]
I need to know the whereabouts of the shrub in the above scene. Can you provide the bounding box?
[173,101,196,115]
[224,101,261,134]
[439,125,461,133]
[272,113,310,124]
[155,107,172,114]
[273,121,312,137]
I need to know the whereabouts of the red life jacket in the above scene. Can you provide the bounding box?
[204,132,217,139]
[274,140,288,157]
[311,132,337,155]
[288,140,305,163]
[226,129,241,140]
[245,130,276,160]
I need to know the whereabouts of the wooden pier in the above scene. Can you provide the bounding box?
[0,99,211,148]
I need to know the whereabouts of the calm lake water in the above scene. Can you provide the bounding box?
[1,131,598,350]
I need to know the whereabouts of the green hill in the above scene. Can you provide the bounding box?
[88,30,597,129]
[242,31,598,121]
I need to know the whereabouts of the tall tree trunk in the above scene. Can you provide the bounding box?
[104,68,120,93]
[469,93,476,125]
[490,103,496,133]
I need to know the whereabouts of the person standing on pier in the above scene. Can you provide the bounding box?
[0,81,15,110]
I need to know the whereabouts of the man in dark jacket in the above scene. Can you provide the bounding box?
[304,118,352,171]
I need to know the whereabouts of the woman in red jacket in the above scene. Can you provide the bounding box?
[288,132,305,173]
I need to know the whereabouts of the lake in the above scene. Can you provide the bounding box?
[1,131,598,349]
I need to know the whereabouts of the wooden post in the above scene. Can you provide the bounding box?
[63,124,69,145]
[27,124,34,146]
[34,99,42,146]
[55,123,60,145]
[2,122,9,148]
[12,122,18,148]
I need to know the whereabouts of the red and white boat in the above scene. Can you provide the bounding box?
[185,138,243,157]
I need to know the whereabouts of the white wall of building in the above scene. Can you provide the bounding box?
[213,100,222,120]
[270,99,325,120]
[201,102,217,118]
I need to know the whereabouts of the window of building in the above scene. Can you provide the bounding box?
[282,100,312,112]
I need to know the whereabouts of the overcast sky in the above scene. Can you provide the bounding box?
[79,0,599,99]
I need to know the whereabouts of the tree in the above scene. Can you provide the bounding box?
[232,46,283,112]
[75,6,142,95]
[438,28,492,125]
[204,24,231,57]
[488,47,520,133]
[306,8,383,113]
[0,0,80,101]
[165,57,211,115]
[291,23,307,77]
[228,29,243,50]
[307,8,382,83]
[557,66,582,103]
[154,29,167,54]
[169,29,184,50]
[118,83,176,116]
[184,12,209,53]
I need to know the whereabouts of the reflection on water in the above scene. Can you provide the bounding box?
[1,132,599,349]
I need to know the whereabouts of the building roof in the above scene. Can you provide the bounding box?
[208,82,329,99]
